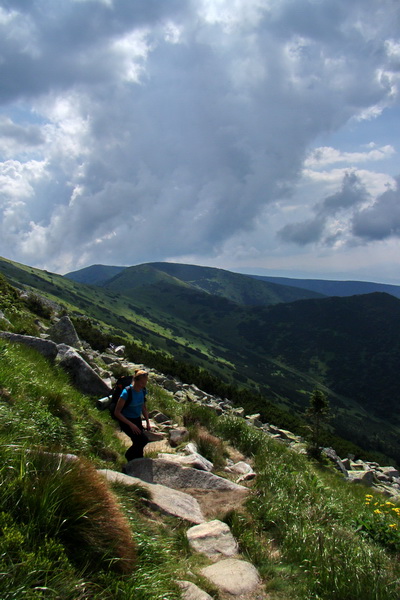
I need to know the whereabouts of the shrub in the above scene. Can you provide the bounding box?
[22,293,53,320]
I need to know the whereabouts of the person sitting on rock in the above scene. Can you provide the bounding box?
[114,369,151,462]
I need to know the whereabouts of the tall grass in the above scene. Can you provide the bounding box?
[210,414,400,599]
[0,339,123,464]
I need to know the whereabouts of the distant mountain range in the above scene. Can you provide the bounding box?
[249,274,400,299]
[2,255,400,465]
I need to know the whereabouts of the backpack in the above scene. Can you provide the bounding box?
[108,375,147,421]
[108,375,133,420]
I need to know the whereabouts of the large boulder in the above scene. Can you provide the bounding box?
[0,332,58,361]
[56,344,110,397]
[186,520,238,559]
[201,559,260,596]
[347,470,374,486]
[123,458,246,491]
[98,469,205,524]
[47,316,81,348]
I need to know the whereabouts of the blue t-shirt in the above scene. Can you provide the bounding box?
[120,386,146,419]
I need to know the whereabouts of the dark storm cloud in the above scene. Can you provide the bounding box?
[279,172,371,245]
[0,117,44,148]
[352,176,400,240]
[0,0,188,103]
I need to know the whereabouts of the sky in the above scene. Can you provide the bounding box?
[0,0,400,283]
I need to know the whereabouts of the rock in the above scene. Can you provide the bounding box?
[123,458,247,491]
[341,458,351,470]
[232,407,245,417]
[226,461,254,475]
[98,470,205,524]
[56,344,111,397]
[177,581,213,600]
[245,413,263,427]
[186,520,238,559]
[347,470,374,486]
[237,472,256,482]
[162,378,181,393]
[201,559,260,596]
[157,453,213,472]
[184,442,198,454]
[47,316,81,348]
[169,428,189,447]
[114,345,125,356]
[0,311,12,326]
[153,412,170,424]
[379,466,400,480]
[322,447,348,477]
[0,332,58,361]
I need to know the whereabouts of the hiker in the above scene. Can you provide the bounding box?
[114,369,151,461]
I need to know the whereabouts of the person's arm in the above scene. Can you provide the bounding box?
[114,394,141,435]
[142,402,151,431]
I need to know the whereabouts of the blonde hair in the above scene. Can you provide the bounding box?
[134,369,148,380]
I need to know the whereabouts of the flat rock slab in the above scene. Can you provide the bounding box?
[98,469,205,524]
[187,519,238,559]
[124,458,246,491]
[0,332,58,361]
[201,559,260,596]
[177,581,213,600]
[157,452,213,472]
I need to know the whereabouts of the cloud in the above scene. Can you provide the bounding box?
[305,145,395,168]
[352,176,400,240]
[0,0,399,273]
[278,171,371,246]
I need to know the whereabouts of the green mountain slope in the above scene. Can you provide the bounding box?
[66,264,125,285]
[66,261,326,305]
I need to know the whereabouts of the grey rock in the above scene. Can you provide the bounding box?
[47,316,81,348]
[379,466,400,480]
[201,559,260,596]
[169,428,189,447]
[162,378,181,393]
[157,453,213,472]
[101,355,120,367]
[187,520,238,559]
[226,461,254,475]
[177,581,213,600]
[322,447,348,477]
[0,332,58,361]
[153,412,170,424]
[123,458,247,491]
[341,458,351,470]
[347,470,374,486]
[114,345,125,356]
[98,469,205,524]
[56,344,110,396]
